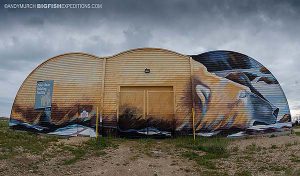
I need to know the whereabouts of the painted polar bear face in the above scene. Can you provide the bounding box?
[193,62,277,132]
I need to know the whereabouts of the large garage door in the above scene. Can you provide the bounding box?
[118,86,175,119]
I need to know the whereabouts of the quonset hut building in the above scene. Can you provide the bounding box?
[10,48,291,137]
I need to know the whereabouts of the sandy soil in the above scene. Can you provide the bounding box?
[63,141,198,176]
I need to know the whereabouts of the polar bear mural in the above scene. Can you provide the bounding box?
[190,51,291,136]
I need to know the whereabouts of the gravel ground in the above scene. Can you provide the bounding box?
[0,134,300,176]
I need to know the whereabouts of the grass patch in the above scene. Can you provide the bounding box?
[0,152,14,160]
[62,145,86,165]
[268,163,287,172]
[234,170,252,176]
[0,120,59,159]
[171,136,229,155]
[134,138,155,157]
[295,132,300,136]
[0,120,117,165]
[285,142,293,147]
[182,151,199,160]
[181,150,218,169]
[62,137,117,165]
[258,165,268,172]
[290,154,300,163]
[200,170,228,176]
[245,143,261,153]
[240,154,253,160]
[86,137,117,150]
[270,144,278,149]
[172,136,229,169]
[287,168,300,176]
[230,146,239,153]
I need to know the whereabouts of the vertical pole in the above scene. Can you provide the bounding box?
[190,57,196,141]
[96,106,99,140]
[146,90,149,136]
[146,90,149,117]
[173,90,176,137]
[117,89,119,125]
[189,57,195,108]
[116,88,120,137]
[192,107,195,141]
[144,90,146,118]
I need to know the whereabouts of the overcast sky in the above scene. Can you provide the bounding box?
[0,0,299,119]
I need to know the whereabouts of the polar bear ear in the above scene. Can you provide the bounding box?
[195,85,205,104]
[195,84,211,114]
[196,85,210,101]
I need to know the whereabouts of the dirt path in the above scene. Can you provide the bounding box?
[34,140,198,176]
[66,141,198,176]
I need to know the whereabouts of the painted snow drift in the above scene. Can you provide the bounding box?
[9,49,291,137]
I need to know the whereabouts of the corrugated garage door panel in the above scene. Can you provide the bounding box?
[11,53,104,124]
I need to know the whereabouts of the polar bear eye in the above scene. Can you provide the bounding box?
[238,90,247,98]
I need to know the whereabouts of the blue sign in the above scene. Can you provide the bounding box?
[34,80,54,109]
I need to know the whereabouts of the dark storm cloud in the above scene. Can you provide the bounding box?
[0,0,300,118]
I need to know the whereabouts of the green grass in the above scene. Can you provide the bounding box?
[268,163,287,172]
[0,120,59,159]
[290,154,300,163]
[0,120,117,165]
[171,136,230,169]
[182,151,217,169]
[62,145,86,165]
[245,143,262,153]
[234,170,252,176]
[125,136,231,170]
[287,168,300,176]
[270,144,278,149]
[285,142,294,147]
[171,136,229,155]
[200,170,228,176]
[133,138,156,157]
[86,137,117,150]
[62,137,117,165]
[295,132,300,136]
[230,146,239,153]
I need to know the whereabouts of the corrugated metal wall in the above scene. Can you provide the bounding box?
[11,53,103,125]
[191,59,252,131]
[190,51,291,131]
[11,49,193,129]
[10,48,290,135]
[103,48,192,128]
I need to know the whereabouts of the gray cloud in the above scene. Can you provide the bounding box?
[0,0,299,118]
